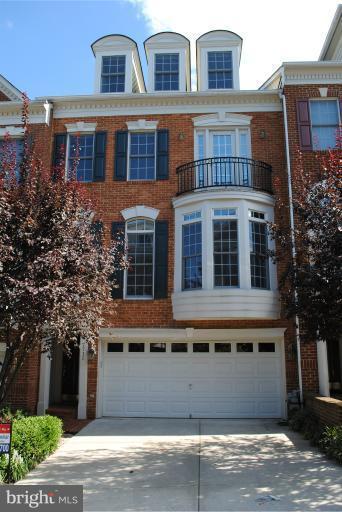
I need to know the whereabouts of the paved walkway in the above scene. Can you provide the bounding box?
[21,418,342,511]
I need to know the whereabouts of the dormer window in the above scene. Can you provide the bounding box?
[208,51,233,89]
[101,55,125,93]
[155,53,179,91]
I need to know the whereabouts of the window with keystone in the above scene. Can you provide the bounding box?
[0,138,24,181]
[310,100,340,150]
[68,134,95,182]
[129,132,156,180]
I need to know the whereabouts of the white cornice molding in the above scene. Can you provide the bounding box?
[35,91,281,118]
[121,205,160,221]
[126,119,158,131]
[260,62,342,89]
[193,112,252,127]
[0,126,25,137]
[65,121,97,133]
[0,101,49,126]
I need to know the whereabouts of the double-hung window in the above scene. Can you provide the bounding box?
[101,55,125,93]
[126,219,154,298]
[129,132,155,180]
[208,51,233,89]
[213,209,239,287]
[68,134,94,182]
[155,53,179,91]
[310,100,340,150]
[0,138,24,181]
[249,210,269,289]
[182,212,202,290]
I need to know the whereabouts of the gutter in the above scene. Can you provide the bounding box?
[280,91,304,406]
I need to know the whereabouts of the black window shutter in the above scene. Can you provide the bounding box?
[114,131,128,180]
[93,132,107,182]
[53,134,67,167]
[156,129,169,180]
[154,220,168,299]
[91,220,103,248]
[111,221,125,299]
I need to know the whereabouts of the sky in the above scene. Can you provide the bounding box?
[0,0,340,98]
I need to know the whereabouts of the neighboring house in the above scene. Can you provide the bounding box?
[0,6,341,421]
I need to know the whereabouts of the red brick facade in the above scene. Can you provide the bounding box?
[1,48,341,420]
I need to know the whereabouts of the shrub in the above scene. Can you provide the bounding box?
[0,407,27,422]
[0,415,62,483]
[319,426,342,463]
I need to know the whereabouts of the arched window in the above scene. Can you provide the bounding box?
[125,218,155,298]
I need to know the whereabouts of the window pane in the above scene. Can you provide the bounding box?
[101,55,125,93]
[171,343,187,353]
[0,138,24,181]
[249,221,269,289]
[68,134,94,182]
[215,343,231,353]
[126,221,154,297]
[129,133,155,180]
[182,222,202,290]
[213,220,239,287]
[150,343,166,353]
[310,100,339,125]
[129,343,145,352]
[237,343,253,353]
[258,343,275,352]
[155,53,179,91]
[193,343,209,353]
[108,343,123,352]
[312,127,338,150]
[208,51,233,89]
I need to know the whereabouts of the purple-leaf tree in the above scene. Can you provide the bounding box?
[0,96,125,406]
[268,134,342,346]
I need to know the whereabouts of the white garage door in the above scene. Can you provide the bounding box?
[101,340,284,418]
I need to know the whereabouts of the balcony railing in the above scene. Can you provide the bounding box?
[176,157,273,195]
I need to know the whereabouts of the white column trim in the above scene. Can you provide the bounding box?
[77,340,88,419]
[317,340,330,397]
[37,352,51,416]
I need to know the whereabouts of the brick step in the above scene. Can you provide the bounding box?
[46,405,77,419]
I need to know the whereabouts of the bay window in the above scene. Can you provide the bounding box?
[213,211,239,287]
[182,215,202,290]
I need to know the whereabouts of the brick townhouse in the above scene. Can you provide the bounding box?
[0,6,341,420]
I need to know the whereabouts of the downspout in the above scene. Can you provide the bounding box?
[280,91,304,406]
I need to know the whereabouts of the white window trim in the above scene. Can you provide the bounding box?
[174,198,277,295]
[94,50,132,94]
[126,119,158,131]
[0,126,25,137]
[194,127,251,160]
[127,130,157,181]
[121,205,160,221]
[124,218,155,300]
[65,122,97,133]
[199,45,240,91]
[147,48,187,93]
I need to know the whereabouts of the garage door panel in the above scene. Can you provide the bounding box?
[102,340,284,418]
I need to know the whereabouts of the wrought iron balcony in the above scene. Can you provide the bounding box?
[176,157,272,195]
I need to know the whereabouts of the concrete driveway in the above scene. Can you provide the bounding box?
[21,418,342,511]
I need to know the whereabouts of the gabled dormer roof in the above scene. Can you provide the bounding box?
[0,74,23,101]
